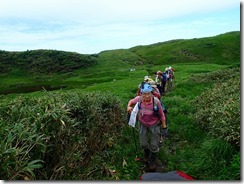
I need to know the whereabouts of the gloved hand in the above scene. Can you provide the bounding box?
[162,127,168,138]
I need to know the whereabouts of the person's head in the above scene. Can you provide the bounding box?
[144,76,150,82]
[157,71,162,75]
[140,83,153,101]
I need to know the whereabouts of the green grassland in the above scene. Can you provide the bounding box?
[0,31,240,96]
[0,31,240,180]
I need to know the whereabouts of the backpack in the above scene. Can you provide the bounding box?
[157,74,163,83]
[162,72,168,81]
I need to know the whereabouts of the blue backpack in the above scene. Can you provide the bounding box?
[162,72,168,81]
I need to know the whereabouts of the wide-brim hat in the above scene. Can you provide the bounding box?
[144,76,150,81]
[157,71,162,75]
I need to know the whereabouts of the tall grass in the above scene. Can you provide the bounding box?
[0,91,125,180]
[155,66,240,180]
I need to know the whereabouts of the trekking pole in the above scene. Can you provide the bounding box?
[132,127,141,161]
[127,113,140,161]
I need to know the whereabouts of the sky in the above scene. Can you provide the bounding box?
[0,0,240,54]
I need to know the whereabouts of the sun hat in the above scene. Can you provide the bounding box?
[144,76,150,81]
[157,70,162,75]
[140,83,153,93]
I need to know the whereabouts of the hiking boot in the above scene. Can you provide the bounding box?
[143,149,150,164]
[149,152,157,171]
[149,160,156,171]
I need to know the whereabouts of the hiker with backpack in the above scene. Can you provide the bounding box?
[154,71,163,95]
[165,66,175,91]
[168,66,175,80]
[139,80,169,143]
[161,71,168,94]
[127,83,167,171]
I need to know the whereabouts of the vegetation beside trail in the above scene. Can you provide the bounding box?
[0,92,125,180]
[0,31,240,180]
[158,67,240,180]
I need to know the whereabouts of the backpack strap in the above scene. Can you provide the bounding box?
[138,96,143,109]
[138,95,160,112]
[153,97,160,112]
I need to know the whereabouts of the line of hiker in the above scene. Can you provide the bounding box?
[127,66,175,171]
[139,66,175,96]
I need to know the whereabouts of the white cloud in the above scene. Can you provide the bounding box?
[0,0,240,54]
[0,0,237,22]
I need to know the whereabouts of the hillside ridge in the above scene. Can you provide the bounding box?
[0,31,240,75]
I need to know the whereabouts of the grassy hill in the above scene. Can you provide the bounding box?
[0,31,240,95]
[0,49,98,74]
[0,31,240,180]
[97,31,240,66]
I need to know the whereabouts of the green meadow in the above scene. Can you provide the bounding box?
[0,31,240,180]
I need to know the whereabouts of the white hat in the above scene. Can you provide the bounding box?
[144,76,150,81]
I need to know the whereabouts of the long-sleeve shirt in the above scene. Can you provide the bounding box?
[128,95,165,127]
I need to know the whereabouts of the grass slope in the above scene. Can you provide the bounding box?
[0,31,240,180]
[0,31,240,96]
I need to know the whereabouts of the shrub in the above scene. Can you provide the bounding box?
[0,91,125,180]
[188,138,239,180]
[193,68,240,148]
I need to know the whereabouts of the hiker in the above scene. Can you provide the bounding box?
[127,83,166,171]
[140,79,169,139]
[161,71,168,94]
[154,71,163,95]
[165,67,174,91]
[168,66,175,80]
[139,79,169,143]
